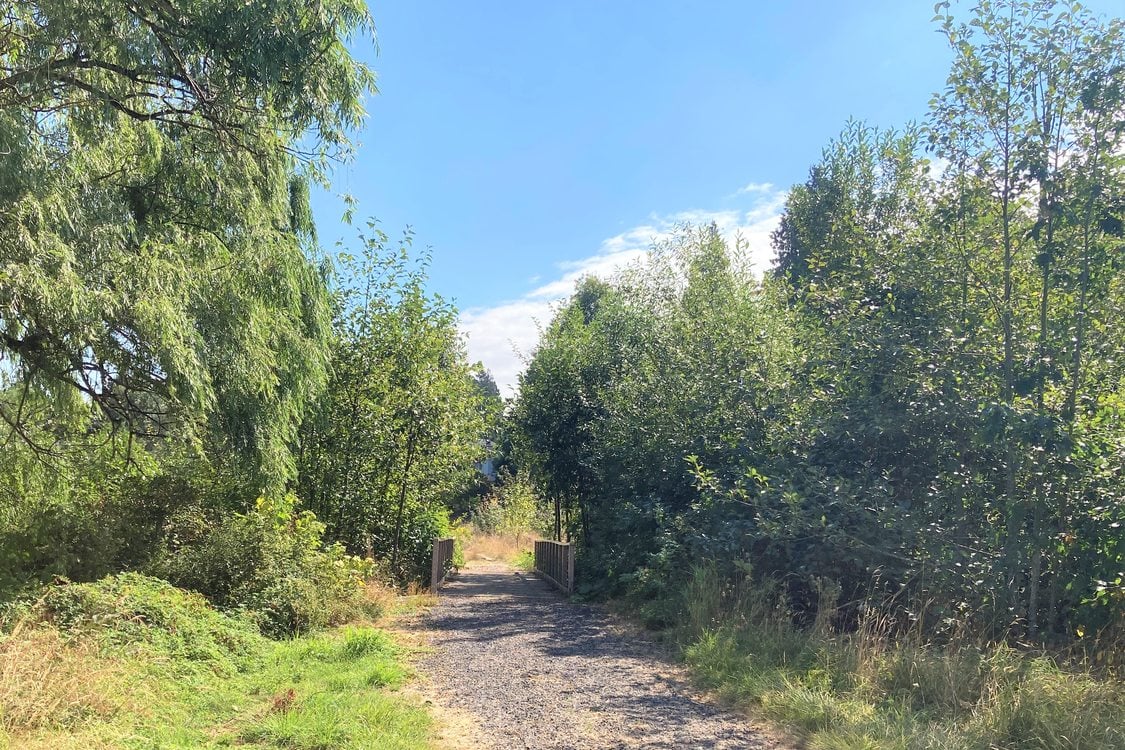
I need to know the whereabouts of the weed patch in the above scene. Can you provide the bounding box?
[660,565,1125,750]
[34,573,263,676]
[0,577,432,749]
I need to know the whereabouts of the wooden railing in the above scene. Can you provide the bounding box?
[533,539,575,594]
[430,537,455,590]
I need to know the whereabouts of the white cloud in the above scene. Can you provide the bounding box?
[459,184,787,398]
[734,181,774,195]
[459,299,546,400]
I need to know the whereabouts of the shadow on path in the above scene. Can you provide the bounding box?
[413,563,783,750]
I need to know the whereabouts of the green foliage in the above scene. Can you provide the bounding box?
[0,0,376,488]
[514,0,1125,651]
[0,433,154,597]
[470,469,549,539]
[1,602,431,749]
[151,495,374,638]
[0,432,238,601]
[0,0,413,628]
[298,226,493,584]
[515,226,801,597]
[512,549,536,571]
[34,573,264,677]
[673,565,1125,750]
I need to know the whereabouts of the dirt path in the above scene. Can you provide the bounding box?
[406,562,785,750]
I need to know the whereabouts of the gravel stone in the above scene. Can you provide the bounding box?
[411,563,786,749]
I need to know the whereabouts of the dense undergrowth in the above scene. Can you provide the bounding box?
[639,565,1125,750]
[149,495,378,638]
[0,574,430,750]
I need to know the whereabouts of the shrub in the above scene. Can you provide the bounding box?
[150,495,376,637]
[391,504,457,585]
[469,470,549,540]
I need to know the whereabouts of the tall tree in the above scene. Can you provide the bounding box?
[298,227,491,581]
[0,0,376,486]
[930,0,1125,635]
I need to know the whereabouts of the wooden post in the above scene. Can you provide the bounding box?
[430,537,456,591]
[566,542,575,594]
[430,538,442,591]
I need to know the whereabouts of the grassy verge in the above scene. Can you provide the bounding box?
[0,574,434,750]
[646,565,1124,750]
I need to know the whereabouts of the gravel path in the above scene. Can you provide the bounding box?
[409,562,784,750]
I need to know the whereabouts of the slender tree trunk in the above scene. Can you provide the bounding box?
[1000,140,1023,617]
[1027,518,1044,637]
[337,372,369,551]
[993,29,1025,624]
[390,427,418,574]
[580,499,590,550]
[370,455,397,548]
[1053,118,1104,634]
[1064,117,1102,427]
[1028,99,1060,639]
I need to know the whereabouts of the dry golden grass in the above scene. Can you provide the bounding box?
[358,580,399,620]
[462,531,533,565]
[0,622,123,736]
[402,581,438,603]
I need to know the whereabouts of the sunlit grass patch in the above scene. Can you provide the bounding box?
[512,548,536,571]
[0,576,433,749]
[236,628,428,750]
[668,565,1125,750]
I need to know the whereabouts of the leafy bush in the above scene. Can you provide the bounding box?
[150,495,375,637]
[470,469,549,539]
[0,430,171,600]
[393,504,458,585]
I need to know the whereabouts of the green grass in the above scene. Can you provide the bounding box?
[1,575,434,750]
[652,565,1125,750]
[511,548,535,571]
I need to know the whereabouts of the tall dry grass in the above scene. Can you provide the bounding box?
[0,622,123,736]
[462,528,534,565]
[674,564,1125,750]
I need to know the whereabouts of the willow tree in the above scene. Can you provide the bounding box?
[0,0,376,487]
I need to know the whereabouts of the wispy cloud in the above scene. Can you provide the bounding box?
[733,181,774,195]
[459,184,787,398]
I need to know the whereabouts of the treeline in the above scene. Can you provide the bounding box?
[515,0,1124,649]
[0,0,493,632]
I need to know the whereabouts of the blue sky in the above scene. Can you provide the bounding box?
[310,1,1117,395]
